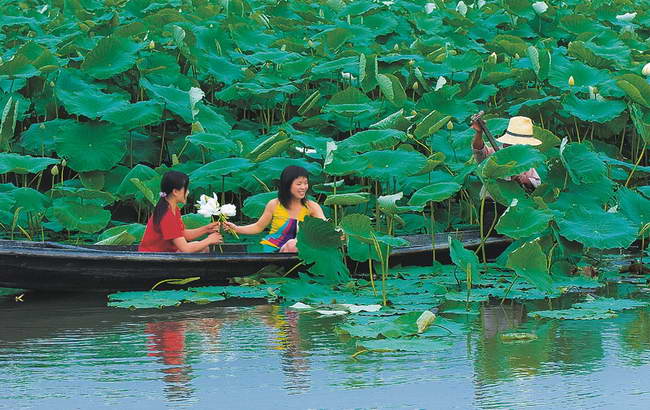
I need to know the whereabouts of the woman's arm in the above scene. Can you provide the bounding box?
[184,222,219,241]
[224,200,275,235]
[173,232,222,253]
[307,201,326,220]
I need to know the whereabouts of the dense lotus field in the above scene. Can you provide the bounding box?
[0,0,649,295]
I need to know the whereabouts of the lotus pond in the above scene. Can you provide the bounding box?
[2,261,650,409]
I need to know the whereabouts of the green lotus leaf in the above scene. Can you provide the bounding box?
[506,239,553,293]
[311,56,358,75]
[408,182,462,206]
[340,213,373,240]
[449,236,480,283]
[129,177,157,206]
[557,206,638,249]
[251,138,292,163]
[97,223,146,242]
[528,308,617,320]
[115,164,159,198]
[187,132,238,154]
[324,152,369,176]
[196,54,245,85]
[0,153,58,175]
[377,192,420,215]
[629,103,650,145]
[495,200,553,239]
[507,96,559,116]
[559,142,607,184]
[140,78,193,122]
[413,110,452,140]
[108,290,221,309]
[19,119,76,156]
[483,179,528,206]
[532,126,561,152]
[324,192,370,206]
[357,336,453,353]
[137,52,182,86]
[81,36,142,79]
[338,129,406,153]
[548,55,612,92]
[190,157,254,184]
[360,150,428,181]
[55,69,129,119]
[616,187,650,230]
[95,230,137,246]
[11,187,51,213]
[551,178,613,210]
[561,94,626,123]
[55,122,126,172]
[377,73,407,106]
[255,157,321,181]
[527,46,551,81]
[615,74,650,108]
[102,101,164,129]
[0,96,20,150]
[51,187,115,206]
[242,191,277,219]
[49,197,111,233]
[412,152,446,176]
[479,145,545,179]
[573,297,648,311]
[417,89,478,120]
[369,109,412,131]
[79,171,105,190]
[347,235,379,262]
[297,216,350,283]
[0,53,39,79]
[489,34,528,56]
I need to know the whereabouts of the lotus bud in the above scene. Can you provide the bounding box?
[514,53,520,59]
[424,3,436,14]
[446,121,454,130]
[477,0,486,8]
[49,81,55,87]
[347,14,351,24]
[568,75,575,86]
[209,24,214,28]
[412,81,419,90]
[50,165,59,176]
[642,62,650,76]
[616,12,636,22]
[148,40,155,49]
[61,159,67,168]
[0,57,3,64]
[393,44,399,51]
[488,52,497,64]
[39,123,46,129]
[408,59,415,66]
[307,39,315,48]
[411,110,418,116]
[281,44,286,51]
[28,31,36,38]
[171,154,180,166]
[532,1,548,14]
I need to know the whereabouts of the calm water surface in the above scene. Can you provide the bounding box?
[2,285,650,409]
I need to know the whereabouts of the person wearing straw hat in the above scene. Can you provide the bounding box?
[471,116,542,189]
[470,116,542,237]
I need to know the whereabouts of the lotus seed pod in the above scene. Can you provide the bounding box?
[643,62,650,76]
[447,121,454,130]
[148,40,155,49]
[413,81,419,90]
[50,165,59,176]
[568,75,575,86]
[393,44,399,51]
[61,159,67,168]
[488,52,497,64]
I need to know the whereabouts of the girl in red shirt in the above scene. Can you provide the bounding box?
[138,171,222,252]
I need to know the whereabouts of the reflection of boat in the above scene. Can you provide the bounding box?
[0,232,510,292]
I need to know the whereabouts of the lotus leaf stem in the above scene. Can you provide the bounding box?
[624,142,647,187]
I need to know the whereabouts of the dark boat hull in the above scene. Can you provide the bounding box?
[0,232,510,292]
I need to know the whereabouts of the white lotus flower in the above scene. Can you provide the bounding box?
[642,62,650,76]
[289,302,312,310]
[616,12,636,22]
[315,309,347,316]
[295,146,317,154]
[218,203,237,217]
[341,72,356,80]
[196,193,220,217]
[416,311,436,333]
[424,3,436,14]
[477,0,486,8]
[340,304,382,313]
[189,87,205,119]
[456,1,467,16]
[435,76,447,91]
[532,1,548,14]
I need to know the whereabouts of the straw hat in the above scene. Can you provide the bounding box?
[496,116,542,146]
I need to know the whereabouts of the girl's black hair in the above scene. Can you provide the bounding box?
[153,171,190,227]
[278,165,309,209]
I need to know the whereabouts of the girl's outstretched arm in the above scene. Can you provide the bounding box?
[224,199,276,235]
[184,221,220,241]
[172,232,222,252]
[307,200,326,220]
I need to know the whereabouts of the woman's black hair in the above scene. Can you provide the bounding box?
[153,171,190,227]
[278,165,309,209]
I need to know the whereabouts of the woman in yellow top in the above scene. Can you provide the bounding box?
[224,166,325,252]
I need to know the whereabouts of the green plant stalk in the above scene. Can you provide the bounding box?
[430,201,436,265]
[370,234,387,306]
[368,252,376,295]
[478,194,487,263]
[624,142,647,187]
[465,262,472,311]
[500,275,518,305]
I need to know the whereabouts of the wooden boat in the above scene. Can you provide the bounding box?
[0,232,510,292]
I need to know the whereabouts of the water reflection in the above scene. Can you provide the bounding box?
[146,321,193,401]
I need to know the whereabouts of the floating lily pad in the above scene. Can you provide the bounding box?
[528,308,617,320]
[557,206,638,249]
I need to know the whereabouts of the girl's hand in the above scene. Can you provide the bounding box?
[223,221,239,233]
[470,120,483,134]
[207,232,223,244]
[204,221,220,233]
